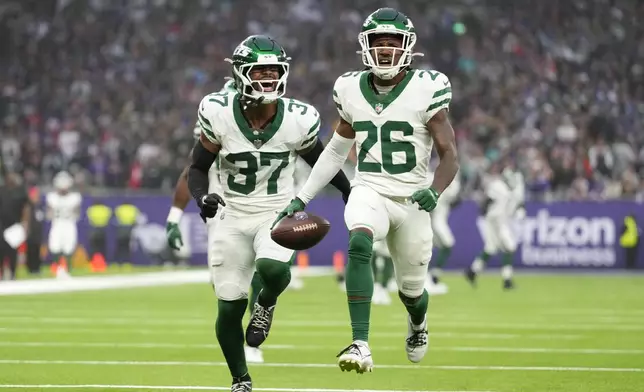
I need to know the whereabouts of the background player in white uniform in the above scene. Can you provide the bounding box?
[187,35,350,392]
[164,79,267,364]
[276,8,459,374]
[425,171,461,294]
[465,162,517,290]
[46,171,81,274]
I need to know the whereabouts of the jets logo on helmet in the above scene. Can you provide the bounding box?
[358,8,423,80]
[225,35,291,104]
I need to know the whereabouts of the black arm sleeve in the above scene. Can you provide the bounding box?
[188,140,218,203]
[299,138,352,198]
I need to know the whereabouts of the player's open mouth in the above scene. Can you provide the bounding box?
[379,58,392,65]
[259,81,276,92]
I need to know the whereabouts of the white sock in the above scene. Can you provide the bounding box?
[502,265,513,280]
[430,267,441,278]
[472,258,484,273]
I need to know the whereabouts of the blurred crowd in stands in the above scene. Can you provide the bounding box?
[1,0,643,201]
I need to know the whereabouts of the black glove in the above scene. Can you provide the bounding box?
[342,190,350,205]
[198,193,226,223]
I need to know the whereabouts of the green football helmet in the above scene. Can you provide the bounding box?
[225,35,290,104]
[358,8,422,80]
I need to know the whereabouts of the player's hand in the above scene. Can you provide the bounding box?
[272,198,306,228]
[166,222,183,250]
[198,193,226,223]
[515,207,526,219]
[411,187,440,212]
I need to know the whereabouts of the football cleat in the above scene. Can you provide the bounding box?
[372,283,392,306]
[503,279,515,290]
[406,315,429,363]
[464,267,477,287]
[425,276,448,295]
[231,380,252,392]
[337,342,374,374]
[244,346,264,364]
[245,296,275,348]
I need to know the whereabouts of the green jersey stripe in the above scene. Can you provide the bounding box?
[198,117,212,132]
[426,98,451,112]
[432,87,451,98]
[307,118,321,135]
[198,111,212,128]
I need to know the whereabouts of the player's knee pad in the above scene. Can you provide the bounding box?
[348,231,373,265]
[215,282,248,302]
[397,277,426,298]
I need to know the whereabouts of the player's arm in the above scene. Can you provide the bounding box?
[296,119,355,204]
[273,120,355,226]
[167,165,190,223]
[297,138,352,203]
[427,108,459,194]
[188,134,225,222]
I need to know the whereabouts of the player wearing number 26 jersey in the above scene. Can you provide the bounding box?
[187,35,351,392]
[276,7,459,374]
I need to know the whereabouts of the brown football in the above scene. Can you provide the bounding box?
[271,211,331,250]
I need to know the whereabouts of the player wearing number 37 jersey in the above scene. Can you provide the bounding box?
[275,8,459,374]
[187,35,351,392]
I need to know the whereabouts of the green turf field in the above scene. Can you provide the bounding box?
[0,272,643,392]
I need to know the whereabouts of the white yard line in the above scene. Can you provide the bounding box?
[0,341,640,355]
[0,327,583,340]
[0,359,641,373]
[0,386,485,392]
[0,316,642,331]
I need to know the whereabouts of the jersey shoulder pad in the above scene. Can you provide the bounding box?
[333,70,364,97]
[285,98,320,134]
[71,192,82,204]
[284,97,321,151]
[415,70,452,121]
[333,70,364,122]
[197,91,235,144]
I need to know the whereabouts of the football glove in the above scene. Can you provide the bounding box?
[272,198,306,228]
[411,187,440,212]
[198,193,226,223]
[166,222,183,250]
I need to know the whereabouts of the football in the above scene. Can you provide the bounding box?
[271,211,331,250]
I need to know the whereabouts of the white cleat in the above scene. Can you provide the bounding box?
[372,283,392,306]
[337,341,374,374]
[425,277,448,296]
[386,278,398,293]
[244,345,264,363]
[287,277,304,291]
[406,315,429,363]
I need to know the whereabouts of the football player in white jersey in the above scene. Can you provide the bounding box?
[465,163,517,290]
[46,171,82,274]
[275,8,459,374]
[187,35,351,392]
[163,79,265,364]
[425,171,461,294]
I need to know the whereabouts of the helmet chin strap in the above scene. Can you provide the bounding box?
[356,50,424,80]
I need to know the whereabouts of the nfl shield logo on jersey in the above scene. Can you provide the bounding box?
[374,103,384,114]
[253,139,263,148]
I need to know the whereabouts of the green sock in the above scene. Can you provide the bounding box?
[256,258,291,307]
[399,290,429,326]
[433,247,452,268]
[248,273,262,314]
[380,257,394,287]
[216,299,248,378]
[502,252,513,266]
[346,231,374,342]
[370,253,379,282]
[479,251,491,262]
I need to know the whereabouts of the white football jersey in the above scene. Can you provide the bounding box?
[192,81,238,194]
[46,191,82,221]
[333,69,451,197]
[484,176,512,219]
[197,91,320,214]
